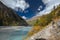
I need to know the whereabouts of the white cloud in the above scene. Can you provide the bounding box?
[37,6,43,11]
[36,0,60,17]
[15,0,29,11]
[36,5,53,16]
[22,16,27,19]
[42,0,51,4]
[0,0,29,11]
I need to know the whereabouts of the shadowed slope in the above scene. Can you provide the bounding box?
[0,1,28,26]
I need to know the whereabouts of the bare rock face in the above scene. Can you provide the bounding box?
[27,19,60,40]
[0,1,28,26]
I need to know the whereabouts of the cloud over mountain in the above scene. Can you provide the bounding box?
[0,0,29,11]
[36,0,60,16]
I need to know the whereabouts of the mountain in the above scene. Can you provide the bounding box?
[0,1,28,26]
[27,5,60,26]
[25,19,60,40]
[25,5,60,40]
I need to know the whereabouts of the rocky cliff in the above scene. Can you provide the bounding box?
[25,5,60,40]
[0,1,28,26]
[25,19,60,40]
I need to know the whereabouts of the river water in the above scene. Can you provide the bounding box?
[0,27,32,40]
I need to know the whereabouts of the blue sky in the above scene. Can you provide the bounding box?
[16,0,46,19]
[0,0,60,20]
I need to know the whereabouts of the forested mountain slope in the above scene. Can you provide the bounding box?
[0,1,28,26]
